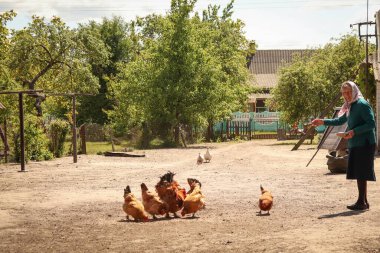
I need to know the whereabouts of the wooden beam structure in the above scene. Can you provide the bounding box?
[0,89,43,172]
[0,89,93,171]
[44,92,94,164]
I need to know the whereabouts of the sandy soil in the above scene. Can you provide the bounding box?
[1,139,380,253]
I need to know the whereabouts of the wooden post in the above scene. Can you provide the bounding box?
[72,95,77,163]
[249,119,252,140]
[18,92,26,172]
[226,120,230,139]
[4,119,7,163]
[276,121,279,139]
[221,122,224,140]
[79,124,86,154]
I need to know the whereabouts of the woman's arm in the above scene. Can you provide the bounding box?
[322,114,347,126]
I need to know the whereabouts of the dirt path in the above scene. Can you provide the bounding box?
[0,140,379,252]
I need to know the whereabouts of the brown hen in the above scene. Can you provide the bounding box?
[155,171,186,218]
[259,185,273,215]
[122,185,148,222]
[181,178,206,217]
[141,183,168,219]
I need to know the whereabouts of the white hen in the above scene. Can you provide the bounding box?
[204,148,212,163]
[197,153,204,165]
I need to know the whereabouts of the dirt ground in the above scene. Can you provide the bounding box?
[1,139,380,253]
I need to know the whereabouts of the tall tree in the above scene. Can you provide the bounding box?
[8,15,109,116]
[0,10,17,90]
[109,0,250,145]
[198,1,251,141]
[77,17,136,125]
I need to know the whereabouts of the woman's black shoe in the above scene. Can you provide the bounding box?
[346,203,368,211]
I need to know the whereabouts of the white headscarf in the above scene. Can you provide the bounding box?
[338,81,364,117]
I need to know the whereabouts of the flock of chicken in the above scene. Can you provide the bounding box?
[123,172,206,221]
[122,148,274,222]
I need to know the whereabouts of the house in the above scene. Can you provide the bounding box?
[247,49,313,112]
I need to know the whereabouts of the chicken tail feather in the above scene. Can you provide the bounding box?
[125,185,131,195]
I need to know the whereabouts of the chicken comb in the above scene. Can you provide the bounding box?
[160,171,176,183]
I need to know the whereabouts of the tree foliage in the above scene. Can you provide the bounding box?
[77,16,136,125]
[270,34,370,123]
[108,0,250,145]
[0,12,109,160]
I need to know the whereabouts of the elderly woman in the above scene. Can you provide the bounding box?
[312,81,376,211]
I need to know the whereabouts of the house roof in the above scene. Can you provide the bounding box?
[250,73,278,89]
[249,49,314,88]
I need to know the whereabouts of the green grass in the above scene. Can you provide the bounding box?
[64,141,132,155]
[272,140,317,146]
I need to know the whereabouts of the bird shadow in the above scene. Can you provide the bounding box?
[182,216,200,220]
[256,211,270,216]
[117,216,177,223]
[149,216,179,222]
[318,210,367,219]
[118,219,143,223]
[118,215,194,223]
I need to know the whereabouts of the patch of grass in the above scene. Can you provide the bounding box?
[149,138,176,148]
[64,141,132,155]
[253,131,277,135]
[272,140,317,146]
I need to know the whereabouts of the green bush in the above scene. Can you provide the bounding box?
[48,119,70,158]
[13,115,53,162]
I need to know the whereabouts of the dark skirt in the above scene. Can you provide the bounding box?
[347,144,376,181]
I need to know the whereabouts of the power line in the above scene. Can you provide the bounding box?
[1,1,379,11]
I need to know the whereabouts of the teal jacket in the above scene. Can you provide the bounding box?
[323,98,376,148]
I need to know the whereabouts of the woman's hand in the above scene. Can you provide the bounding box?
[311,118,324,126]
[343,130,355,139]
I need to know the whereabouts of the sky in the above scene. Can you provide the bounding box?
[1,0,380,49]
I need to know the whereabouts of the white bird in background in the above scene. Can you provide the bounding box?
[197,153,204,165]
[204,147,212,163]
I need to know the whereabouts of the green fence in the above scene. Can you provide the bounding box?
[214,111,325,138]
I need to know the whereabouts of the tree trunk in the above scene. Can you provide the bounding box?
[206,120,214,142]
[174,125,180,146]
[174,112,180,146]
[180,125,187,148]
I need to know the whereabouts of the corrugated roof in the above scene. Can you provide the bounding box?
[249,49,313,88]
[251,73,278,88]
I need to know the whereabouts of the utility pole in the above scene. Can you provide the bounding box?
[350,1,377,100]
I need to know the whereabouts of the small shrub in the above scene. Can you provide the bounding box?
[14,115,53,162]
[48,119,70,158]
